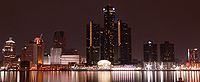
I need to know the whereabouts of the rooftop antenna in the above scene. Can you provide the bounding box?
[40,34,43,39]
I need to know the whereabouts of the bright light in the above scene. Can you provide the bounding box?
[97,60,111,66]
[18,58,21,62]
[148,41,152,44]
[146,64,152,70]
[160,65,164,70]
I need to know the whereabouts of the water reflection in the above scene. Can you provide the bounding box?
[0,71,199,82]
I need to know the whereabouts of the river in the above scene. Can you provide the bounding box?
[0,71,199,82]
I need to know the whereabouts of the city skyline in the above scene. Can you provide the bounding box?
[1,0,200,62]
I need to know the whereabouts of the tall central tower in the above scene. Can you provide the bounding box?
[86,3,132,65]
[102,4,117,63]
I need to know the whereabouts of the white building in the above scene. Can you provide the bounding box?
[60,55,79,65]
[50,48,62,64]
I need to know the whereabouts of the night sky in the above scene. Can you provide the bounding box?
[0,0,200,62]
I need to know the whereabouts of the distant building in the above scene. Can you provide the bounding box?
[80,57,87,64]
[60,49,80,65]
[43,52,50,65]
[160,41,175,62]
[21,35,44,69]
[53,31,66,54]
[50,48,62,65]
[143,41,158,62]
[187,48,198,62]
[34,35,44,67]
[2,37,17,67]
[86,20,101,65]
[60,55,79,65]
[21,41,36,67]
[117,20,132,64]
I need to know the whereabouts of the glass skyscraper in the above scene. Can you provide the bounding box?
[86,4,132,65]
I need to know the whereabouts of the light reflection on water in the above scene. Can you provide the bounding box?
[0,71,199,82]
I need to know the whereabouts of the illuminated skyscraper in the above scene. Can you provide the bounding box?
[21,41,37,67]
[117,20,132,64]
[160,41,175,62]
[53,31,66,54]
[86,4,132,65]
[101,4,117,64]
[143,41,158,62]
[2,37,16,67]
[34,35,44,68]
[86,20,101,65]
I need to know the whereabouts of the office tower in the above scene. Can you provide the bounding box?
[143,41,158,62]
[86,4,132,65]
[117,20,132,64]
[21,42,34,62]
[50,48,62,64]
[187,48,198,62]
[86,20,101,65]
[53,31,66,54]
[20,35,44,69]
[160,41,175,62]
[21,41,37,68]
[34,35,44,67]
[101,4,117,64]
[2,37,16,67]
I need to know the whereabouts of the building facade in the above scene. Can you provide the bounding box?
[101,4,117,64]
[53,31,66,54]
[143,41,158,62]
[117,20,132,64]
[187,48,198,62]
[50,48,62,65]
[60,55,79,65]
[160,41,175,62]
[2,37,17,68]
[34,36,44,67]
[86,20,101,65]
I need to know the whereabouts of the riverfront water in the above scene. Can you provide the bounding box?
[0,71,199,82]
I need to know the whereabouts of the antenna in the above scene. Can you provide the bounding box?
[40,34,43,39]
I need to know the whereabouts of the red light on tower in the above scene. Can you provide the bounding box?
[34,34,43,45]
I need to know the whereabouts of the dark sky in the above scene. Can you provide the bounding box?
[0,0,200,62]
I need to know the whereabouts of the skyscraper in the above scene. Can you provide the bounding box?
[53,31,66,54]
[2,37,16,67]
[21,41,37,68]
[117,20,132,64]
[160,41,175,62]
[21,43,32,62]
[86,20,101,65]
[101,4,117,64]
[86,4,132,65]
[34,35,44,68]
[143,41,158,62]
